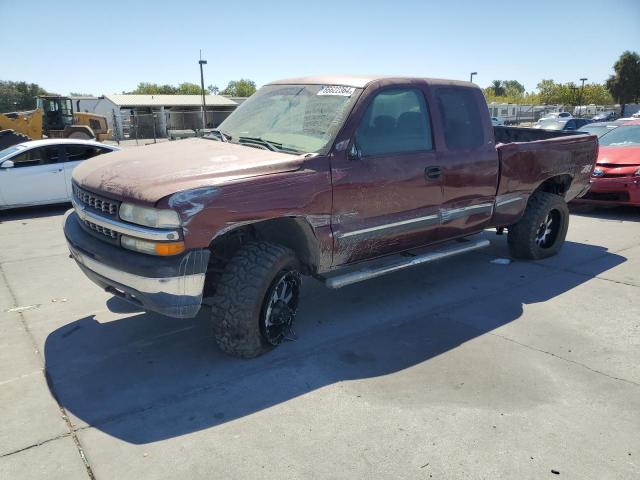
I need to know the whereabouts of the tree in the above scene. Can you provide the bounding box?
[207,85,220,95]
[536,79,557,104]
[503,80,525,97]
[175,82,202,95]
[581,84,614,105]
[606,51,640,113]
[491,80,505,96]
[221,79,257,97]
[0,80,49,112]
[130,83,178,94]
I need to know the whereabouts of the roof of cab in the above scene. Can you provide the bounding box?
[267,75,476,89]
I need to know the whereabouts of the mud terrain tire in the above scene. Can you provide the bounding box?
[508,192,570,260]
[210,242,300,358]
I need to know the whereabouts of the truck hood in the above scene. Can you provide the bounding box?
[72,138,306,204]
[597,146,640,166]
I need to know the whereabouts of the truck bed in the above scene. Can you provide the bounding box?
[493,126,586,144]
[491,129,598,226]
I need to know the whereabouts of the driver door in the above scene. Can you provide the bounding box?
[331,86,443,265]
[0,146,67,207]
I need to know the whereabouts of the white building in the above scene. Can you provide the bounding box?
[71,94,240,139]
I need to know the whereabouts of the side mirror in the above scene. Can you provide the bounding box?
[347,142,362,161]
[0,160,14,169]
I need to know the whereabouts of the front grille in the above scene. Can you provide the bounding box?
[80,219,120,244]
[73,184,119,216]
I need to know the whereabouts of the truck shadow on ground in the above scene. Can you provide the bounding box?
[44,238,626,444]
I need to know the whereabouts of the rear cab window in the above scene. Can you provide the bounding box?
[356,88,433,156]
[434,87,485,150]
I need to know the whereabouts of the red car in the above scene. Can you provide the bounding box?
[579,120,640,206]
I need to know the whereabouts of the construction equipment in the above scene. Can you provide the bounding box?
[0,96,111,150]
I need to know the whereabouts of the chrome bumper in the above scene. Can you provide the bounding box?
[64,210,209,318]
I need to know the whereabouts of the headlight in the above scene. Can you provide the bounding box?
[121,235,185,256]
[119,202,181,228]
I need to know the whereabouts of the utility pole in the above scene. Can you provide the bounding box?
[470,72,477,83]
[579,78,587,117]
[199,50,208,131]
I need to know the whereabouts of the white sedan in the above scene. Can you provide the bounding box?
[0,139,119,210]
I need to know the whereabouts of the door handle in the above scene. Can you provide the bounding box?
[425,166,442,180]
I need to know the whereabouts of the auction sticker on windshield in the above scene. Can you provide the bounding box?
[317,86,355,96]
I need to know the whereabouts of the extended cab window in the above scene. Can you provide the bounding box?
[356,88,432,156]
[435,88,484,150]
[11,146,61,168]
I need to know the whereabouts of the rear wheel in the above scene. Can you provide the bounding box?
[209,242,301,358]
[508,192,569,259]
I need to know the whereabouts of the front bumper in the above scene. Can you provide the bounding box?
[576,177,640,206]
[64,210,210,318]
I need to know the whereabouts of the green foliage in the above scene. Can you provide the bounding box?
[129,81,254,96]
[490,80,505,96]
[220,79,257,97]
[176,82,202,95]
[606,51,640,107]
[0,80,48,112]
[503,80,525,96]
[484,78,613,107]
[131,82,178,94]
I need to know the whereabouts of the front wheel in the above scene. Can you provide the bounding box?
[209,242,301,358]
[508,192,570,260]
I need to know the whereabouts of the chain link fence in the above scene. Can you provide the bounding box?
[110,109,234,144]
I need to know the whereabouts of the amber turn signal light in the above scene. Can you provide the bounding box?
[154,242,185,256]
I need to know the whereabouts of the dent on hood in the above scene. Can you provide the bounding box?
[169,186,219,224]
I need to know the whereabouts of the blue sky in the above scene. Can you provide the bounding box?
[1,0,638,95]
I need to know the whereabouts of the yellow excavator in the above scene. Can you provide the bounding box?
[0,96,111,150]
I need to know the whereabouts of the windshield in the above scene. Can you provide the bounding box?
[578,125,617,137]
[0,144,26,161]
[599,125,640,147]
[217,84,362,154]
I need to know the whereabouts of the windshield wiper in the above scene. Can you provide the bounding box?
[204,129,232,142]
[237,136,304,154]
[238,136,281,151]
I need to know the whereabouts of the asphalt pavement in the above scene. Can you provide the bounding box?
[0,204,638,479]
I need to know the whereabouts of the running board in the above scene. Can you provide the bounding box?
[321,238,490,289]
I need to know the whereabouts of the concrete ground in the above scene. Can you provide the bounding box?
[0,204,638,479]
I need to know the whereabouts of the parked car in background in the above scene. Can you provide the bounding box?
[0,139,119,209]
[577,121,619,138]
[532,118,591,131]
[591,111,618,122]
[539,112,573,121]
[576,120,640,206]
[491,117,504,126]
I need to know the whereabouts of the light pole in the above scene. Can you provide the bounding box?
[199,50,208,130]
[578,77,587,117]
[470,72,477,83]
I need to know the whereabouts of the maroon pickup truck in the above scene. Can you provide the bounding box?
[64,76,597,357]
